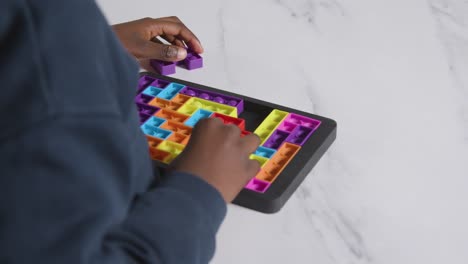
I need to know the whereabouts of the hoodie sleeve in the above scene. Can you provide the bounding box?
[0,1,227,263]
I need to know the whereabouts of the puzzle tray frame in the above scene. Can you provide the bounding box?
[140,72,337,214]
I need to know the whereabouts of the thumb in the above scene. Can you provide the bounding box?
[140,41,187,62]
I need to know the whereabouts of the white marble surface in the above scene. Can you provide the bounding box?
[96,0,468,263]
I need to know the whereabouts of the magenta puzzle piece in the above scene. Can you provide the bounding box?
[245,178,270,193]
[285,113,321,129]
[282,114,321,146]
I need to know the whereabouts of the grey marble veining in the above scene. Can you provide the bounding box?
[97,0,468,263]
[430,0,468,139]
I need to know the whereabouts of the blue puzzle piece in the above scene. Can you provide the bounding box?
[140,124,172,139]
[143,116,166,128]
[156,83,185,100]
[254,146,277,159]
[142,86,164,97]
[184,109,213,127]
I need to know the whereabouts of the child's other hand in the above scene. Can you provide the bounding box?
[112,17,203,69]
[169,118,261,203]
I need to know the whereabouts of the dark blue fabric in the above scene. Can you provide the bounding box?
[0,1,226,263]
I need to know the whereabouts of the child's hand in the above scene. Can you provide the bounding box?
[169,118,261,203]
[112,17,203,67]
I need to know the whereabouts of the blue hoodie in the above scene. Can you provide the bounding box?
[0,1,226,263]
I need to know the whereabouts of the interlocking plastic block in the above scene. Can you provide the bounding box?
[142,86,164,97]
[156,141,185,163]
[136,72,338,214]
[140,124,172,139]
[155,108,190,123]
[176,102,198,115]
[180,86,244,114]
[146,136,163,148]
[284,113,321,129]
[170,93,191,104]
[156,83,185,100]
[277,121,297,133]
[185,109,213,127]
[136,103,160,116]
[211,113,246,130]
[253,109,288,144]
[143,116,166,128]
[275,143,301,164]
[139,113,151,124]
[149,147,172,163]
[179,97,237,117]
[254,146,277,159]
[160,120,193,136]
[249,154,269,168]
[245,178,271,193]
[285,125,314,146]
[138,75,155,93]
[135,93,154,105]
[167,132,189,145]
[150,60,176,75]
[256,143,300,183]
[241,130,251,137]
[150,79,170,88]
[150,48,202,75]
[149,97,183,111]
[263,129,290,150]
[177,49,203,70]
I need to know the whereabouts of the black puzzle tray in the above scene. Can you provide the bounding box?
[135,72,337,213]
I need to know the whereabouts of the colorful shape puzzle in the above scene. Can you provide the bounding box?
[136,74,322,194]
[150,48,203,75]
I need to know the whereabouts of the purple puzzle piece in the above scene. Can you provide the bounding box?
[281,114,321,146]
[150,79,170,88]
[150,60,176,75]
[184,50,203,70]
[177,49,203,70]
[285,125,314,146]
[139,113,151,124]
[151,48,203,74]
[138,76,155,93]
[135,93,154,105]
[136,103,160,116]
[263,129,290,150]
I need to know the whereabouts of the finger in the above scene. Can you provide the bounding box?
[139,41,187,61]
[191,117,222,138]
[138,58,157,73]
[172,38,186,48]
[148,20,203,54]
[240,133,261,154]
[246,159,261,179]
[156,16,202,51]
[150,36,168,45]
[152,35,185,48]
[158,16,183,23]
[161,34,187,48]
[223,124,241,138]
